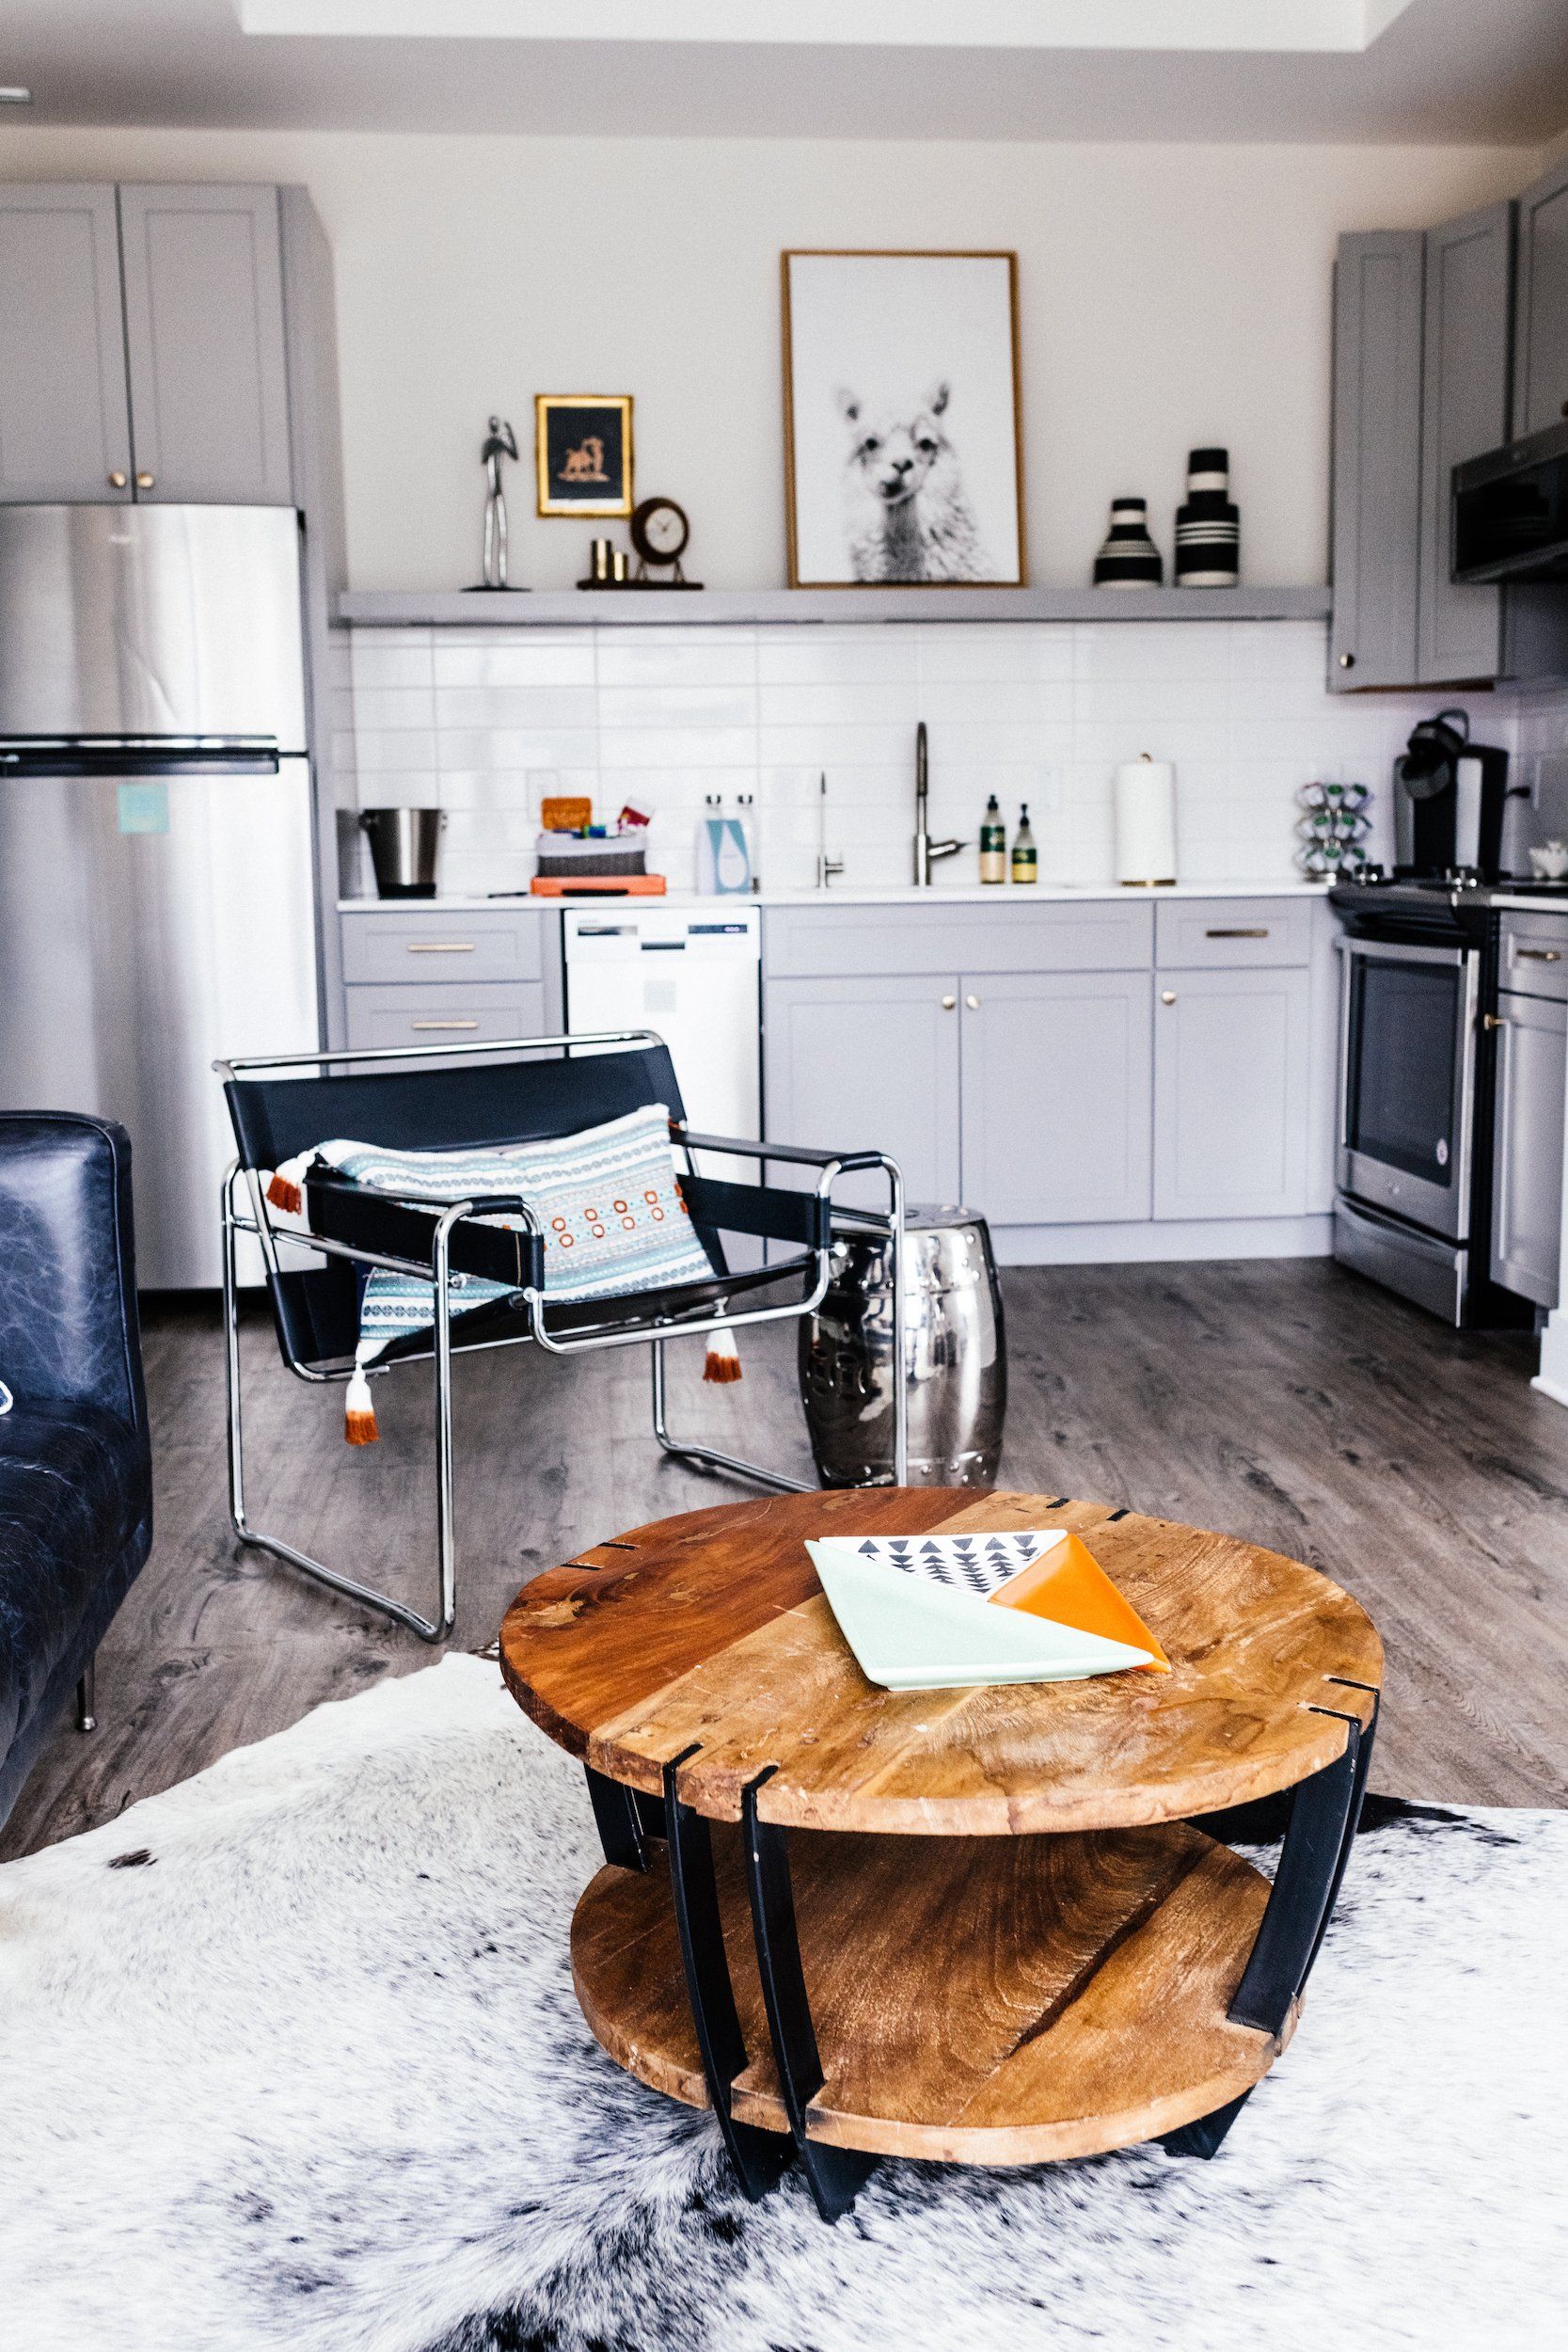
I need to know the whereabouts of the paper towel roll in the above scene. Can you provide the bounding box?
[1114,755,1177,886]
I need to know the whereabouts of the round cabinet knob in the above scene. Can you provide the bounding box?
[1161,991,1178,1005]
[941,994,957,1010]
[1338,652,1355,669]
[965,993,981,1010]
[135,471,155,489]
[107,470,127,488]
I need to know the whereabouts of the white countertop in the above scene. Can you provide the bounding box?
[340,880,1331,913]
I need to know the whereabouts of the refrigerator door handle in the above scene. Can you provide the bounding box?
[0,736,281,778]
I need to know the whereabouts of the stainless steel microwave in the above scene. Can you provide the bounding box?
[1452,420,1568,584]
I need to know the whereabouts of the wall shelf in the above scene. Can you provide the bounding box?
[336,584,1332,629]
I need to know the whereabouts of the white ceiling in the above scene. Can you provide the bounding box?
[0,0,1563,145]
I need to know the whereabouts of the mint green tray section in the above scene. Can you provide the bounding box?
[805,1544,1153,1692]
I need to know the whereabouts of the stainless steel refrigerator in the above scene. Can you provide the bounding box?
[0,504,321,1287]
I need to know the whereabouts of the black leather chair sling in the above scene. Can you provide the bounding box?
[217,1027,907,1641]
[0,1114,152,1831]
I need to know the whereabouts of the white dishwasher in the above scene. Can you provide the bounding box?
[563,906,762,1143]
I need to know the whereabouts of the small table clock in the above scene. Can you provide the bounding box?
[629,496,702,588]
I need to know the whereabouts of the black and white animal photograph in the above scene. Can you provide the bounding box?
[784,251,1024,586]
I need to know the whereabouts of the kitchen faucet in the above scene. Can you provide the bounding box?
[913,721,963,885]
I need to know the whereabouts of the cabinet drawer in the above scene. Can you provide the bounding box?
[1499,914,1568,1001]
[763,899,1152,978]
[1156,898,1314,969]
[341,908,546,985]
[342,980,546,1051]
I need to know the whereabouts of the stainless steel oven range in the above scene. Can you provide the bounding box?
[1329,881,1531,1327]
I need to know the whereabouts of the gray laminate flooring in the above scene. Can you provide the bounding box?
[5,1257,1565,1860]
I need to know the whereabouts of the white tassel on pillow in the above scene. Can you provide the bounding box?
[344,1359,379,1445]
[703,1323,741,1385]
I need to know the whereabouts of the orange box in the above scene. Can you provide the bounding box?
[529,874,668,897]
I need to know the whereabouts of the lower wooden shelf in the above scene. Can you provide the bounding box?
[571,1819,1287,2166]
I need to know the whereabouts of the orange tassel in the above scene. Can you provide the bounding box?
[266,1172,303,1216]
[344,1364,379,1444]
[704,1324,742,1384]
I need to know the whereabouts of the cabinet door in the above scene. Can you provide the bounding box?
[118,184,293,503]
[1329,233,1424,691]
[959,972,1151,1226]
[1512,160,1568,439]
[1490,992,1566,1309]
[1154,967,1310,1221]
[764,975,959,1211]
[1418,201,1513,686]
[0,185,132,503]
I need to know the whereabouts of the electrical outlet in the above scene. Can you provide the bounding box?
[1533,752,1568,809]
[1035,764,1063,816]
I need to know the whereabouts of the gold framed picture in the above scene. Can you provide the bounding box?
[534,395,634,518]
[782,250,1025,587]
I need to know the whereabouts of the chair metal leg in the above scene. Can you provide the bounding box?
[220,1168,456,1643]
[650,1339,814,1495]
[75,1659,96,1734]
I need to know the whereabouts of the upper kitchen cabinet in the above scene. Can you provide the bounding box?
[1417,199,1513,687]
[0,182,294,508]
[0,186,134,503]
[118,185,293,505]
[1329,231,1424,691]
[1512,158,1568,439]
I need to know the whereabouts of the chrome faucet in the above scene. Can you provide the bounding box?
[816,771,844,889]
[913,722,963,885]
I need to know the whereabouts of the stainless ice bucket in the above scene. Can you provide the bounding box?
[359,805,444,898]
[798,1204,1007,1487]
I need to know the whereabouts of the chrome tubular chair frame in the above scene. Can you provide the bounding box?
[215,1031,908,1642]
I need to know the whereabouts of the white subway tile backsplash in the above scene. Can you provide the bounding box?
[341,616,1474,891]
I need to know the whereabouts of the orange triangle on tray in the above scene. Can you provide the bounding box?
[990,1532,1171,1673]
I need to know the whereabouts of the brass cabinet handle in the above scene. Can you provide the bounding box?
[1483,1013,1509,1030]
[965,993,981,1009]
[135,471,154,489]
[107,469,128,488]
[1515,947,1562,962]
[412,1019,480,1031]
[1338,652,1355,669]
[406,941,476,954]
[1162,990,1178,1005]
[1205,927,1269,939]
[941,994,957,1009]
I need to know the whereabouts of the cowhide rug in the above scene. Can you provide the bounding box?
[0,1655,1560,2352]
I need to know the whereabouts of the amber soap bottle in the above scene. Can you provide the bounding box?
[1011,803,1037,883]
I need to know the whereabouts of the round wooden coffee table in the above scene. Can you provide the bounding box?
[499,1487,1382,2220]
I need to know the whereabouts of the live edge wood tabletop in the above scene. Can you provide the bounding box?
[499,1488,1383,2201]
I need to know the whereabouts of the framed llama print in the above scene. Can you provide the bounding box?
[782,250,1024,588]
[535,395,633,517]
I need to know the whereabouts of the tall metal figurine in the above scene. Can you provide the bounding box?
[477,415,521,590]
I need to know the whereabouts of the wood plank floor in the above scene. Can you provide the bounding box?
[5,1256,1565,1861]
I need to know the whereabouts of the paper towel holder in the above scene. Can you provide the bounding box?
[1115,751,1178,888]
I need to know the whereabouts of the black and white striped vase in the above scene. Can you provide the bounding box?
[1093,498,1164,587]
[1174,447,1240,586]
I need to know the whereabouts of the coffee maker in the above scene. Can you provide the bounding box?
[1393,709,1512,881]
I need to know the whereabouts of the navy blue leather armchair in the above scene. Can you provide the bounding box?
[0,1115,153,1831]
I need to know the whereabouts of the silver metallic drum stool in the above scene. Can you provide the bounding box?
[798,1204,1006,1487]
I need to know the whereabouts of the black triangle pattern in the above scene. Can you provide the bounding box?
[861,1531,1044,1597]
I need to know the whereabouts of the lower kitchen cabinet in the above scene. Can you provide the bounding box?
[342,979,546,1052]
[1153,966,1311,1220]
[1490,991,1566,1309]
[764,974,960,1208]
[961,972,1152,1224]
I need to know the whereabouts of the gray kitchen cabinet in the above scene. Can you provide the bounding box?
[1153,966,1311,1221]
[764,973,960,1210]
[1329,231,1425,691]
[1490,990,1566,1310]
[0,185,133,503]
[342,979,547,1053]
[118,184,293,504]
[1418,199,1513,686]
[960,972,1152,1225]
[1512,158,1568,439]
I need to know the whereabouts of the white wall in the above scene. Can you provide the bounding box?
[0,126,1539,594]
